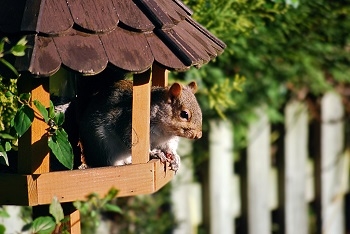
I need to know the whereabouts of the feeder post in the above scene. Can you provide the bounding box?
[132,69,152,164]
[17,75,50,175]
[152,64,168,87]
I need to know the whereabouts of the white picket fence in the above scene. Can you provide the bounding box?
[172,91,350,234]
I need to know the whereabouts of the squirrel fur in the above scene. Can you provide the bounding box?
[79,80,202,171]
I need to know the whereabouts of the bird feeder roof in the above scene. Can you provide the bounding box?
[0,0,226,77]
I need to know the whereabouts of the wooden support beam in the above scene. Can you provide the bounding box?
[132,69,151,164]
[152,64,168,87]
[17,75,50,174]
[62,202,81,234]
[0,160,173,206]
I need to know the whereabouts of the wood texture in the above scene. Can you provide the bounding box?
[132,70,151,164]
[36,164,154,204]
[29,36,61,76]
[152,159,174,191]
[151,64,168,87]
[145,32,188,71]
[2,0,225,76]
[100,28,154,72]
[54,30,108,75]
[67,0,118,33]
[17,76,50,174]
[0,159,173,206]
[112,0,154,32]
[39,0,73,35]
[67,209,81,233]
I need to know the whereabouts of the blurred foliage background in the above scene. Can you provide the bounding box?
[175,0,350,153]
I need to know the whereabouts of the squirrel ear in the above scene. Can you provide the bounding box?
[188,81,198,94]
[169,83,182,98]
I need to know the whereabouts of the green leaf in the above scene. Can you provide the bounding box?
[16,36,28,47]
[0,147,9,166]
[13,105,34,137]
[0,224,5,234]
[103,203,123,214]
[49,101,55,119]
[103,188,119,202]
[10,45,26,56]
[4,91,13,98]
[4,141,11,151]
[49,197,64,224]
[33,100,49,122]
[31,216,56,234]
[0,207,10,218]
[19,93,31,103]
[48,128,73,170]
[0,132,16,140]
[54,112,65,127]
[0,39,5,54]
[0,58,19,77]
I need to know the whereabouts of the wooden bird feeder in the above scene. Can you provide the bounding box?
[0,0,225,232]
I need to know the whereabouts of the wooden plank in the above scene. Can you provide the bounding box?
[36,163,155,204]
[209,120,234,234]
[138,0,174,28]
[320,92,345,234]
[152,159,174,192]
[17,76,50,174]
[53,30,108,75]
[284,101,308,234]
[151,64,168,87]
[67,0,118,33]
[39,1,73,35]
[67,209,81,233]
[245,108,271,234]
[112,0,154,32]
[145,32,188,71]
[132,70,151,164]
[100,27,154,72]
[62,203,81,234]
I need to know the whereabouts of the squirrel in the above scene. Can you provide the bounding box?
[79,79,202,172]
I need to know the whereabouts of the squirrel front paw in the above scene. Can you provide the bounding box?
[150,149,167,162]
[149,149,180,172]
[166,152,180,172]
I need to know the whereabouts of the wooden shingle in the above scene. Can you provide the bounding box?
[0,0,226,76]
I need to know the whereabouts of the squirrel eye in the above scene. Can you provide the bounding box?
[180,110,189,121]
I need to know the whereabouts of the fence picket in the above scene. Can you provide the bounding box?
[284,101,308,234]
[320,92,345,234]
[245,108,271,234]
[171,91,349,234]
[209,120,234,234]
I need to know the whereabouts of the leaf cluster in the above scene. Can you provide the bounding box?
[19,197,67,234]
[0,37,74,169]
[178,0,350,150]
[73,188,122,233]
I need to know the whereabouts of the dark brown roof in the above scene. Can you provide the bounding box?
[0,0,226,76]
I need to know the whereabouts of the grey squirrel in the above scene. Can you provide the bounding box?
[79,80,202,171]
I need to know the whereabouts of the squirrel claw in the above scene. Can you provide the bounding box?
[150,149,180,173]
[150,149,167,162]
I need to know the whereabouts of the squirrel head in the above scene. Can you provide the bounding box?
[165,81,202,139]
